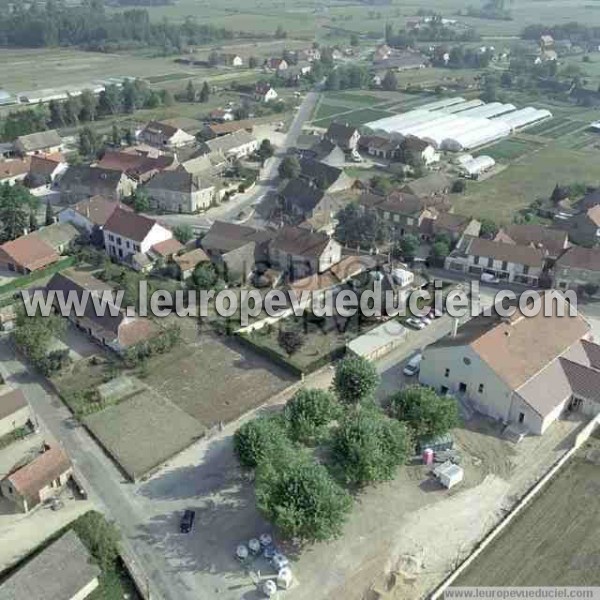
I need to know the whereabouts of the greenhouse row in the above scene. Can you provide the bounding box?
[365,98,552,151]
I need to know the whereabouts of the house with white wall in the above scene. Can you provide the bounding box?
[103,206,173,266]
[419,294,599,435]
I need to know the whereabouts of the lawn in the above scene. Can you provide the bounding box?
[312,107,395,128]
[454,144,600,223]
[454,434,600,587]
[84,391,205,481]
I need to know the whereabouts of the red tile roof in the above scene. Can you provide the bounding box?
[0,158,31,180]
[6,443,71,505]
[118,319,159,347]
[0,236,59,271]
[151,238,183,257]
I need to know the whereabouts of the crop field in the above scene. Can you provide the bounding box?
[477,138,541,161]
[454,434,600,587]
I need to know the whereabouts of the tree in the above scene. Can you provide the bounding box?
[132,189,150,213]
[382,69,398,91]
[332,409,411,485]
[275,25,287,39]
[278,328,304,356]
[45,199,53,226]
[255,458,352,542]
[258,139,274,161]
[191,262,218,291]
[185,80,196,102]
[370,175,393,195]
[284,389,339,442]
[334,202,389,249]
[451,179,466,193]
[278,155,301,179]
[110,123,121,147]
[398,234,419,259]
[73,511,121,572]
[0,185,32,242]
[479,218,498,239]
[199,81,210,103]
[333,355,380,405]
[28,209,38,232]
[13,307,65,366]
[233,416,291,468]
[249,56,259,68]
[80,89,98,122]
[350,33,359,47]
[124,128,134,146]
[390,385,460,439]
[160,89,175,106]
[78,126,103,159]
[481,73,498,103]
[432,239,450,258]
[173,224,193,244]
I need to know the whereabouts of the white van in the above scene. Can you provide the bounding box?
[403,353,423,376]
[480,272,500,284]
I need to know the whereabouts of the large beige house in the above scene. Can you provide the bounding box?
[419,294,599,435]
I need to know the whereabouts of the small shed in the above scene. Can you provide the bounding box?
[434,461,464,489]
[347,320,407,361]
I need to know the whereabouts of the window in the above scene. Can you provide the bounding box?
[126,241,130,249]
[459,382,467,393]
[518,412,525,423]
[444,368,450,377]
[474,256,480,265]
[117,237,122,246]
[523,265,529,275]
[478,383,484,393]
[501,261,508,271]
[487,257,493,268]
[134,244,140,252]
[463,357,471,366]
[407,217,414,226]
[108,234,114,242]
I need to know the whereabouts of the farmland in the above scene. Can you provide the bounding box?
[454,434,600,587]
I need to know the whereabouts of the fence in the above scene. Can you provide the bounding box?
[430,414,600,599]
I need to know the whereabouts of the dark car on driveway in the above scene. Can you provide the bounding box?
[180,509,195,533]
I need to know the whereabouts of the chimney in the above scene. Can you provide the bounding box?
[451,317,459,338]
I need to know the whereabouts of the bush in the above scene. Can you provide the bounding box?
[233,416,291,468]
[278,329,304,356]
[333,355,380,405]
[389,385,460,439]
[72,511,121,572]
[284,388,339,443]
[332,408,411,486]
[255,457,352,542]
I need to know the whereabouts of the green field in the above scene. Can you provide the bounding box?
[455,143,600,223]
[477,138,541,161]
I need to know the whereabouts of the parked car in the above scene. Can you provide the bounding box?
[406,317,426,330]
[403,353,423,376]
[481,272,500,284]
[180,509,196,533]
[428,307,443,319]
[419,315,433,326]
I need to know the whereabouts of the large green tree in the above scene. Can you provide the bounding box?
[0,184,37,242]
[333,355,380,405]
[255,458,352,542]
[390,385,460,439]
[233,416,291,468]
[334,202,390,249]
[284,388,339,443]
[278,156,301,180]
[332,409,411,485]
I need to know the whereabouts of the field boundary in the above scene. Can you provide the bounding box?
[429,414,600,599]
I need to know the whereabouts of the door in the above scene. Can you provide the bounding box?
[459,382,467,393]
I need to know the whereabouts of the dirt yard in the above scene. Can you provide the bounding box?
[453,434,600,588]
[143,322,295,426]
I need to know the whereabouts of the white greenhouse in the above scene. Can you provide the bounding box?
[365,98,552,152]
[460,155,496,178]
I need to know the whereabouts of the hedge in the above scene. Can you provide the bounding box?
[0,256,77,297]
